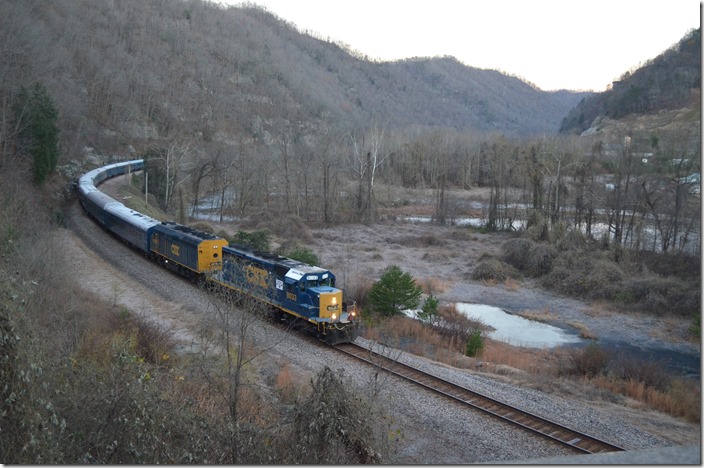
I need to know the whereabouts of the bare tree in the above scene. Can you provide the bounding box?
[198,270,290,463]
[640,130,701,253]
[482,137,519,231]
[213,150,237,223]
[163,138,193,211]
[347,121,389,223]
[188,153,218,218]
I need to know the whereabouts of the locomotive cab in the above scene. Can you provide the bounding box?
[217,246,359,344]
[283,269,356,322]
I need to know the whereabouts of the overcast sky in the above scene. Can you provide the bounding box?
[221,0,700,92]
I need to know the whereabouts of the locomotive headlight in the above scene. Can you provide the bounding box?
[332,313,337,321]
[332,297,337,305]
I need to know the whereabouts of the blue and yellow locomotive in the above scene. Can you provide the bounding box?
[77,159,359,344]
[212,245,358,344]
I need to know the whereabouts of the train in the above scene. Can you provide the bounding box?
[77,159,359,344]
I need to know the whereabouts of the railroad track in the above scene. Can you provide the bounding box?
[334,342,625,455]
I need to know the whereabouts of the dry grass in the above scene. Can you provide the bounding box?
[503,277,520,291]
[416,276,453,294]
[567,321,597,340]
[361,316,472,364]
[518,307,557,323]
[591,375,701,423]
[583,301,616,317]
[479,340,557,377]
[275,362,307,405]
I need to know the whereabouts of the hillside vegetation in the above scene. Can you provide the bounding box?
[560,28,701,134]
[0,0,586,154]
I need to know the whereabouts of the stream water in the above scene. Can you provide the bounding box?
[455,303,585,348]
[455,302,700,378]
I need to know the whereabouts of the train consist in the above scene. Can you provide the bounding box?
[77,159,359,344]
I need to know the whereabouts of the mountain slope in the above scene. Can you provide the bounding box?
[559,28,701,135]
[0,0,588,151]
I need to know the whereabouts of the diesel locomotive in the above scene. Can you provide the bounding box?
[77,159,359,344]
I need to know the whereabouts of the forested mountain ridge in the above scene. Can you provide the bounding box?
[0,0,589,157]
[559,28,701,135]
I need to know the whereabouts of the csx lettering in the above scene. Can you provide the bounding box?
[286,292,296,301]
[245,266,268,288]
[326,304,339,312]
[171,244,180,256]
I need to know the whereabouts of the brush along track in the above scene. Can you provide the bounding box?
[334,342,625,455]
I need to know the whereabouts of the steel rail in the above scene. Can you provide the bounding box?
[334,342,626,455]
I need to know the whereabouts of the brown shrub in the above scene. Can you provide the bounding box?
[609,355,671,391]
[559,343,611,378]
[275,362,299,405]
[542,253,623,300]
[501,238,556,276]
[622,276,700,316]
[188,221,216,234]
[638,250,700,281]
[525,243,557,276]
[241,211,313,244]
[345,274,374,309]
[471,256,520,281]
[128,313,176,366]
[525,220,550,242]
[556,228,589,251]
[501,238,533,270]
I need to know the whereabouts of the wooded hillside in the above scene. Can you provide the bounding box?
[0,0,587,157]
[560,28,701,135]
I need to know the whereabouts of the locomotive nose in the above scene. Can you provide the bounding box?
[320,290,343,321]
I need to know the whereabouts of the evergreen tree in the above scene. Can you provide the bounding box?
[465,329,484,357]
[417,293,440,325]
[15,84,60,184]
[368,265,422,317]
[286,247,320,266]
[143,147,168,206]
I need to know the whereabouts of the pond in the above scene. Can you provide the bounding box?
[455,303,585,349]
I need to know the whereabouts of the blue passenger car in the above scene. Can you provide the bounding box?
[78,160,158,253]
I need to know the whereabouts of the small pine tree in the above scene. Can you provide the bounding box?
[287,247,319,266]
[231,230,271,251]
[465,329,484,357]
[368,265,422,317]
[417,294,439,325]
